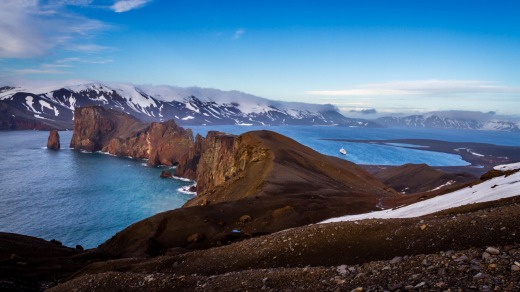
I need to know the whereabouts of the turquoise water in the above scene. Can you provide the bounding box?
[191,126,520,166]
[0,127,518,248]
[0,131,194,248]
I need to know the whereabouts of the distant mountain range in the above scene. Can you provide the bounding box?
[1,81,518,132]
[376,114,520,132]
[0,82,377,130]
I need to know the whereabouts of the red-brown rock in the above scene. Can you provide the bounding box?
[70,107,196,173]
[160,171,173,178]
[47,130,60,150]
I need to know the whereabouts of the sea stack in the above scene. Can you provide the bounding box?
[47,130,60,150]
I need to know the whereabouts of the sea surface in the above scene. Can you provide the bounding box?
[1,127,519,248]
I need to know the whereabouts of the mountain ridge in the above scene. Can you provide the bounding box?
[1,81,518,132]
[0,81,377,130]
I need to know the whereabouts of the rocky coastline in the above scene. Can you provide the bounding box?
[1,106,519,291]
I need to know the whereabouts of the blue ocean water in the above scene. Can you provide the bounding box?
[0,131,194,248]
[0,127,518,248]
[191,126,520,166]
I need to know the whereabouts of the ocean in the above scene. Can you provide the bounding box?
[1,126,519,248]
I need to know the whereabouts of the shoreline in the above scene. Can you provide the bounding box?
[323,138,520,176]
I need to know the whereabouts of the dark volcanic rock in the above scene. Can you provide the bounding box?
[50,196,520,292]
[0,232,109,292]
[160,171,172,178]
[47,130,60,150]
[374,163,475,194]
[99,130,399,257]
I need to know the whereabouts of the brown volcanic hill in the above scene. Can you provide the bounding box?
[374,163,476,194]
[100,130,398,257]
[52,195,520,292]
[189,130,396,206]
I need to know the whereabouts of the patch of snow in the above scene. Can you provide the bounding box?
[185,102,200,113]
[34,114,50,120]
[181,116,195,120]
[430,180,455,191]
[494,162,520,171]
[39,100,59,116]
[25,96,40,113]
[469,150,484,157]
[321,168,520,223]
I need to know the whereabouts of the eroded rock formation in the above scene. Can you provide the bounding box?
[47,130,60,150]
[100,129,400,257]
[70,106,196,174]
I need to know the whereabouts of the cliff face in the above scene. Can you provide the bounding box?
[70,106,196,171]
[187,131,271,204]
[70,107,404,258]
[70,106,144,152]
[101,130,401,257]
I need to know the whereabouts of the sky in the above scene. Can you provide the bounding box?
[1,0,520,118]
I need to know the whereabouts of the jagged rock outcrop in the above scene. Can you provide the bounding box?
[70,106,196,172]
[47,130,60,150]
[70,106,145,152]
[100,130,400,257]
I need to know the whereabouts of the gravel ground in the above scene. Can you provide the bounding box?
[50,196,520,291]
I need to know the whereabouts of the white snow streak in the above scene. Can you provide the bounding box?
[25,96,40,113]
[321,165,520,224]
[494,162,520,171]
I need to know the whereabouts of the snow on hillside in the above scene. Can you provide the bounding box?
[321,163,520,223]
[2,80,334,117]
[494,162,520,171]
[138,84,336,115]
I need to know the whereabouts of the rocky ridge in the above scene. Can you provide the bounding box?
[50,195,520,291]
[374,163,475,194]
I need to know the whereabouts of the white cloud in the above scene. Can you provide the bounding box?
[13,68,70,75]
[307,80,520,97]
[66,44,113,53]
[49,0,94,6]
[233,28,246,40]
[111,0,152,13]
[0,0,110,58]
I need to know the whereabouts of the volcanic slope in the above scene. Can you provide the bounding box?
[51,171,520,291]
[374,163,476,194]
[99,130,398,257]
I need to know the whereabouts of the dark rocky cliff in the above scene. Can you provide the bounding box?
[68,106,402,257]
[99,130,399,257]
[70,106,196,173]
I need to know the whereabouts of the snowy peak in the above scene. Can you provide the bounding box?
[1,81,375,130]
[376,113,520,132]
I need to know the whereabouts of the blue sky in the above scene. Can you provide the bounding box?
[1,0,519,117]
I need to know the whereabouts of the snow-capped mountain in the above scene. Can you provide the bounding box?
[376,114,520,132]
[0,81,378,130]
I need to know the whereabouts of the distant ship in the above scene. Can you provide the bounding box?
[339,147,347,155]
